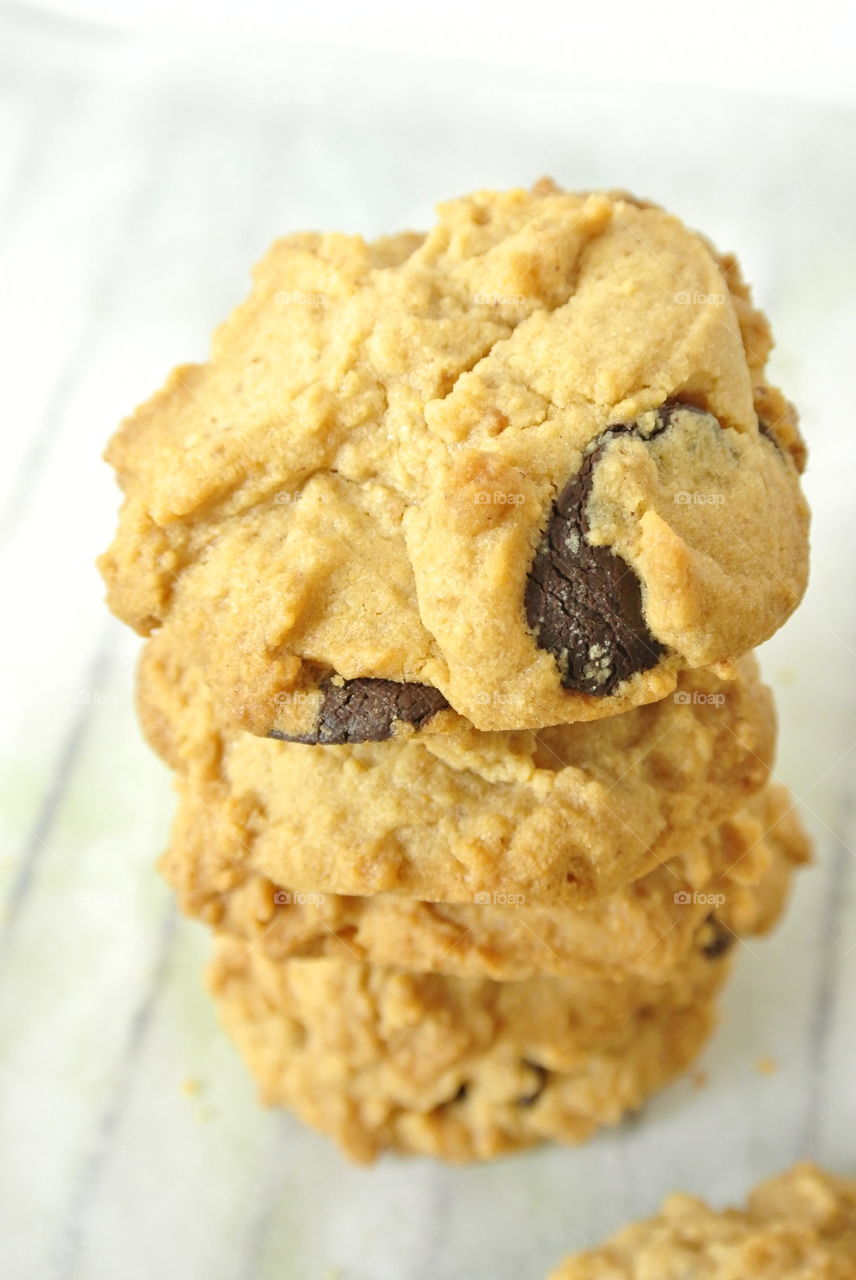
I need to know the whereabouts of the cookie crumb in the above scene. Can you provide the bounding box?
[531,175,559,197]
[757,1055,778,1075]
[181,1075,202,1098]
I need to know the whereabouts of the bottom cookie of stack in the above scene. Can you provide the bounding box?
[208,944,731,1163]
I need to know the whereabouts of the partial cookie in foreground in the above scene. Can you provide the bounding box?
[100,181,809,740]
[164,784,809,983]
[208,943,730,1163]
[549,1162,856,1279]
[139,633,775,904]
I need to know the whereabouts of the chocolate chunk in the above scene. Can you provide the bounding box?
[698,914,736,959]
[517,1061,548,1107]
[525,411,681,696]
[269,677,449,745]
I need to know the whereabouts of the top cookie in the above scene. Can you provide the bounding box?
[101,180,809,740]
[549,1163,856,1279]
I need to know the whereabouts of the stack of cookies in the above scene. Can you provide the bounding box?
[101,180,812,1163]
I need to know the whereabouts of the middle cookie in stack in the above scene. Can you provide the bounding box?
[140,633,809,1163]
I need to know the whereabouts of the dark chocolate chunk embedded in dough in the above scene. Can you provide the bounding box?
[269,677,449,745]
[698,914,736,960]
[525,414,679,696]
[517,1062,549,1107]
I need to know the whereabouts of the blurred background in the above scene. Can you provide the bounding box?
[1,2,855,1277]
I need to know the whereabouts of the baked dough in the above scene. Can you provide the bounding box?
[139,632,775,904]
[163,783,808,982]
[101,181,808,740]
[209,940,730,1163]
[549,1163,856,1279]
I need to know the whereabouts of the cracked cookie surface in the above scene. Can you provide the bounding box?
[101,181,809,739]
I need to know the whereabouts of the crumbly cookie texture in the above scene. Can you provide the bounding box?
[163,783,808,982]
[208,942,729,1163]
[139,633,775,904]
[549,1163,856,1279]
[100,180,809,740]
